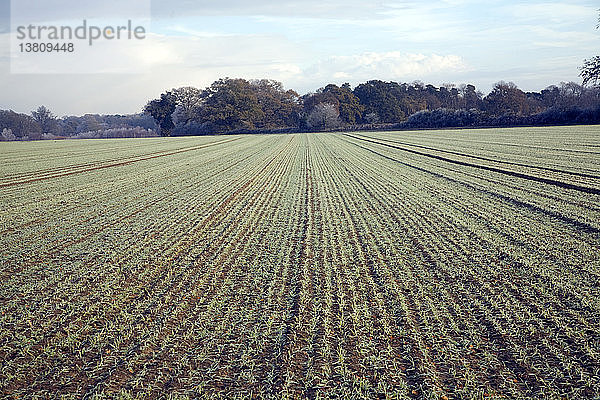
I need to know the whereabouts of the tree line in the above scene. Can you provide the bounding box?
[0,108,157,141]
[142,78,600,136]
[2,78,599,142]
[140,10,599,136]
[2,11,598,141]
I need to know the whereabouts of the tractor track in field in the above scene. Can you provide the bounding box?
[433,164,600,213]
[0,141,165,182]
[0,149,257,283]
[404,135,600,155]
[0,139,261,264]
[0,139,251,235]
[341,136,600,236]
[344,134,600,195]
[354,133,600,180]
[0,138,240,188]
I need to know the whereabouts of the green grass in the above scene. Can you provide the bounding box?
[1,126,599,399]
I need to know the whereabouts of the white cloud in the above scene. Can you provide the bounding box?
[333,71,351,79]
[303,52,468,84]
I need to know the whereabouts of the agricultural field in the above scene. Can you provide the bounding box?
[0,126,599,399]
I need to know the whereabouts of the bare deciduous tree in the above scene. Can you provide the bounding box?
[1,128,16,141]
[306,103,341,129]
[580,9,600,87]
[581,56,600,87]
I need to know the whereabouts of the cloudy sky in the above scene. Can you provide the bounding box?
[0,0,598,116]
